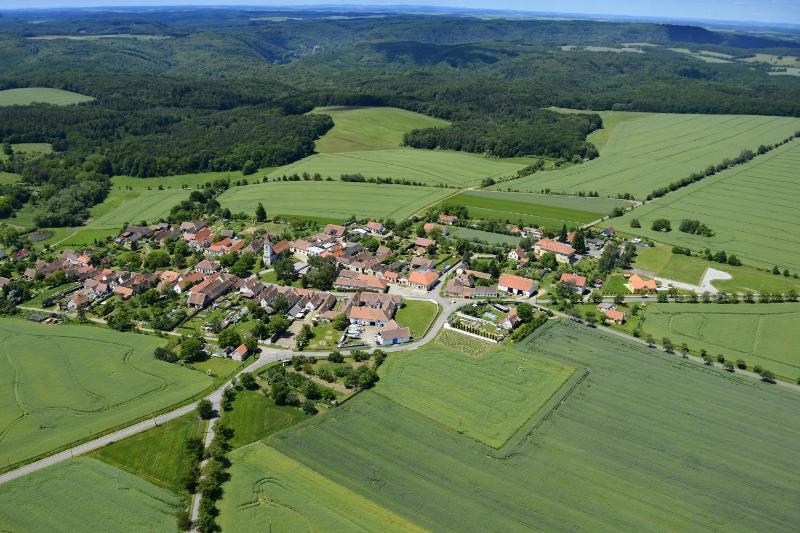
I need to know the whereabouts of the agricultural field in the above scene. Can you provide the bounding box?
[0,458,181,532]
[111,168,276,190]
[637,303,800,381]
[218,443,424,532]
[89,412,206,494]
[266,149,530,187]
[448,226,520,246]
[443,190,628,228]
[311,106,450,153]
[376,334,575,448]
[0,319,211,469]
[393,299,439,338]
[222,390,308,450]
[219,181,453,222]
[500,111,800,198]
[0,88,93,106]
[86,189,188,230]
[257,321,800,531]
[619,140,800,271]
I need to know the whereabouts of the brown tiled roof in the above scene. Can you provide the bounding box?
[535,238,575,256]
[499,273,535,292]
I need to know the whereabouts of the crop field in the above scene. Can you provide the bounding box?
[0,88,93,106]
[0,319,211,469]
[111,168,277,189]
[89,412,206,493]
[222,391,308,450]
[619,140,800,271]
[311,106,450,153]
[638,303,800,380]
[443,190,628,228]
[86,189,188,229]
[266,149,530,187]
[448,227,521,246]
[0,458,180,532]
[219,443,424,532]
[377,335,575,448]
[499,112,800,198]
[254,321,800,531]
[219,181,452,222]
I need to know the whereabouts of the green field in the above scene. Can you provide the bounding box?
[0,319,211,469]
[110,168,277,190]
[638,303,800,380]
[219,181,453,221]
[267,149,529,187]
[448,226,521,246]
[0,143,53,161]
[393,299,439,338]
[500,112,800,198]
[443,190,628,228]
[0,88,93,106]
[89,412,206,493]
[219,443,425,532]
[311,106,450,153]
[377,334,575,448]
[0,458,180,531]
[86,189,188,229]
[242,321,800,531]
[0,172,20,184]
[222,390,308,450]
[619,141,800,271]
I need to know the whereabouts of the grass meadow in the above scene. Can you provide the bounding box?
[234,321,800,531]
[0,319,211,470]
[443,190,628,228]
[638,303,800,381]
[393,299,439,338]
[619,140,800,271]
[448,226,521,246]
[311,106,449,153]
[86,189,188,229]
[89,412,206,494]
[0,458,180,531]
[0,88,93,106]
[502,112,800,198]
[219,181,453,222]
[222,390,308,450]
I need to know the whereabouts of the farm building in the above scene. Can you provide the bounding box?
[376,320,412,345]
[498,273,537,297]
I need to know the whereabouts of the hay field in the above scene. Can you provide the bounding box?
[219,181,452,221]
[501,112,800,198]
[619,140,800,271]
[267,149,529,187]
[443,190,629,228]
[86,189,188,229]
[0,319,210,469]
[0,458,180,532]
[311,106,449,153]
[0,88,93,106]
[377,337,575,448]
[258,321,800,531]
[638,303,800,380]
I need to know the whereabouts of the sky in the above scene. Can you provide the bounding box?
[1,1,799,26]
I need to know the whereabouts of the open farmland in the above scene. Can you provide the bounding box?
[443,190,629,228]
[86,189,188,230]
[0,458,180,532]
[267,149,530,187]
[500,112,800,198]
[311,106,449,153]
[448,227,521,246]
[0,319,211,469]
[247,321,800,531]
[219,181,452,222]
[222,391,308,450]
[637,303,800,381]
[619,140,800,271]
[377,335,575,448]
[0,88,93,106]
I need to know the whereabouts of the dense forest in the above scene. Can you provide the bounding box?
[0,8,798,226]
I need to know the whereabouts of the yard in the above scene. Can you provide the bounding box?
[394,299,439,338]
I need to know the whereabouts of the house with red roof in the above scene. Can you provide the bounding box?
[498,273,537,297]
[534,238,576,264]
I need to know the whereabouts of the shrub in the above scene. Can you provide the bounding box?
[736,359,747,370]
[651,219,671,232]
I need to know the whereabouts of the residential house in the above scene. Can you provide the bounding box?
[445,271,497,299]
[414,237,435,255]
[206,238,245,256]
[67,292,89,310]
[344,292,401,327]
[334,271,388,293]
[324,224,347,239]
[376,320,412,345]
[534,238,576,264]
[625,274,657,293]
[172,272,204,294]
[501,308,521,330]
[194,259,221,274]
[498,273,537,297]
[366,221,385,234]
[423,223,447,235]
[560,273,588,294]
[507,248,529,265]
[407,269,440,291]
[187,273,236,308]
[438,214,458,225]
[231,343,250,362]
[597,304,626,324]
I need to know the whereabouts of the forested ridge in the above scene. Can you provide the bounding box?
[0,8,798,226]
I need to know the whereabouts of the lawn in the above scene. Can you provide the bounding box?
[308,321,340,351]
[311,106,449,153]
[218,443,424,532]
[638,303,800,381]
[260,320,800,531]
[446,190,629,228]
[500,112,800,198]
[191,356,241,378]
[222,390,308,450]
[448,226,521,246]
[0,319,211,470]
[0,88,93,106]
[0,458,181,532]
[266,148,529,188]
[89,412,206,494]
[394,299,439,338]
[219,181,453,222]
[619,140,800,271]
[376,334,575,448]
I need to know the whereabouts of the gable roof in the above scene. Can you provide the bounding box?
[560,273,587,287]
[499,273,535,292]
[535,238,575,256]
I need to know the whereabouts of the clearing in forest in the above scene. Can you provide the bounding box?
[0,88,93,106]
